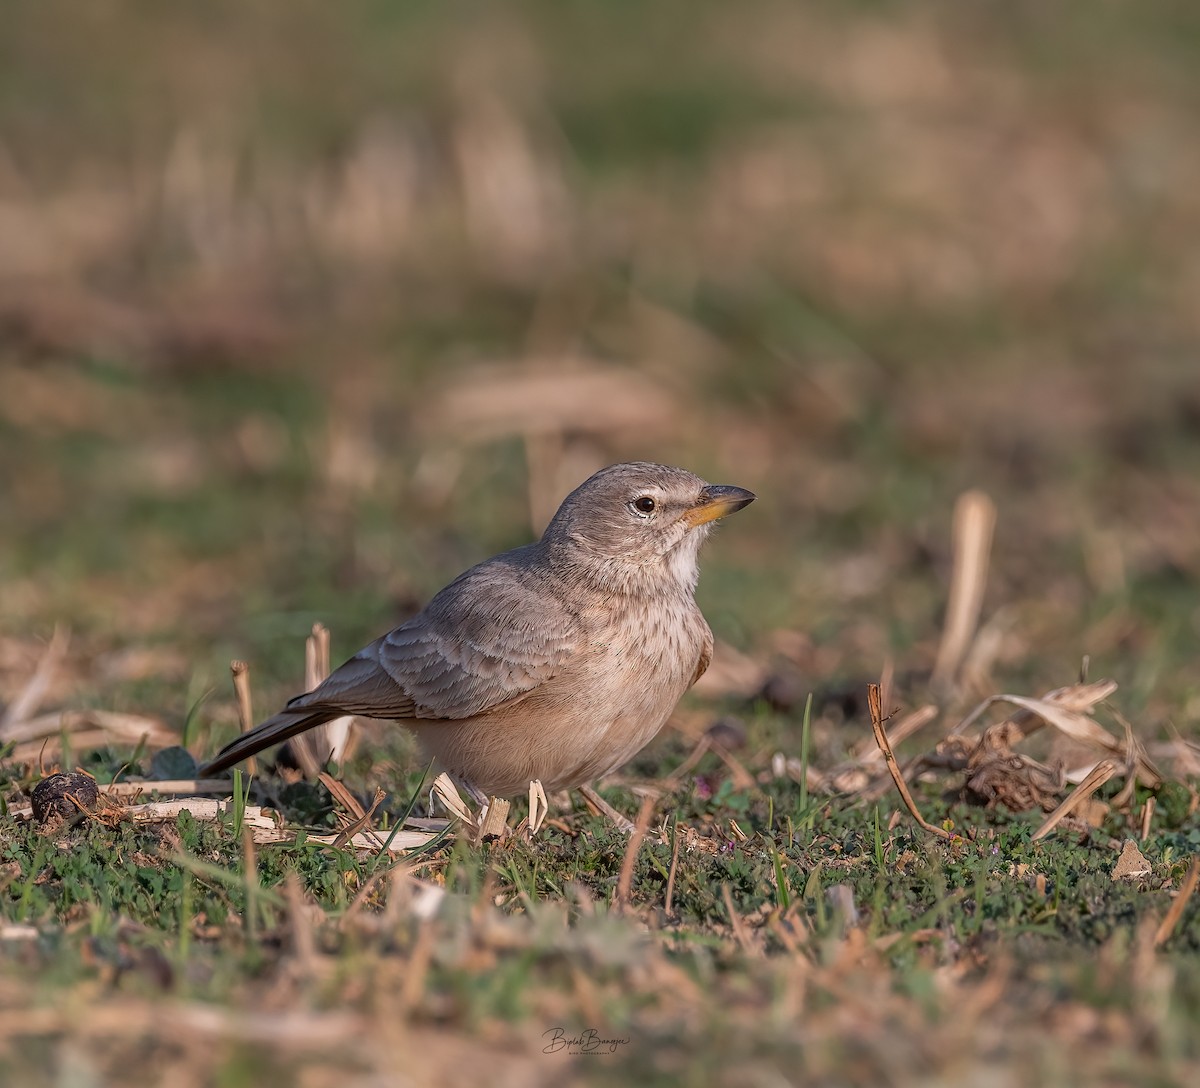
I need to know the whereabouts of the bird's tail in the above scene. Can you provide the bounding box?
[199,708,342,776]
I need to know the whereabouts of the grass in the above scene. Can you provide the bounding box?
[2,3,1200,1085]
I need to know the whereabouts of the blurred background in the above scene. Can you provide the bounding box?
[1,2,1197,749]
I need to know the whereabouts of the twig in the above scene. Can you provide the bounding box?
[330,788,387,851]
[230,661,256,776]
[1031,761,1117,842]
[1,625,70,730]
[614,794,656,913]
[1154,856,1200,949]
[399,919,435,1013]
[101,779,234,797]
[101,798,438,853]
[709,739,757,791]
[867,684,953,840]
[931,490,996,692]
[660,736,711,790]
[664,821,682,918]
[722,883,758,956]
[1140,796,1156,842]
[476,796,511,842]
[578,783,635,833]
[284,872,318,973]
[318,772,367,820]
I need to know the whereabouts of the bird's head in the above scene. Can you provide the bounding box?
[543,461,755,590]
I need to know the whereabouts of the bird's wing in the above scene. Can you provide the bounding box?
[288,559,580,722]
[690,622,714,688]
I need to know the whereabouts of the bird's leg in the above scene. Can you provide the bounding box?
[452,774,491,810]
[577,784,636,834]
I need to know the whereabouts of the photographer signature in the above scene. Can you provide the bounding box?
[542,1027,630,1055]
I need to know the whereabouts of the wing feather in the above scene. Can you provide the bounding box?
[289,552,579,723]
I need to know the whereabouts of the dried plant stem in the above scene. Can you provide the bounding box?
[722,883,758,956]
[932,490,996,692]
[1031,761,1117,841]
[230,660,256,776]
[1,625,69,730]
[868,684,953,840]
[101,779,233,797]
[578,783,635,833]
[615,794,656,913]
[399,919,435,1012]
[664,821,682,918]
[1140,796,1156,841]
[476,797,511,842]
[1154,856,1200,949]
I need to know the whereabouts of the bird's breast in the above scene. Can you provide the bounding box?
[412,591,709,797]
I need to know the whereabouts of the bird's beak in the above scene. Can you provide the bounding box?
[683,484,756,527]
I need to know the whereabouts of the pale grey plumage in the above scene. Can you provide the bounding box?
[200,462,754,796]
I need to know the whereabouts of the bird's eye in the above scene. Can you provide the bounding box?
[632,495,656,515]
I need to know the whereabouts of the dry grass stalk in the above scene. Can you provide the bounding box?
[476,797,511,842]
[952,679,1118,737]
[1141,796,1156,841]
[2,708,172,747]
[615,794,656,914]
[1030,761,1117,841]
[284,871,318,974]
[0,625,69,731]
[661,735,712,790]
[429,772,510,842]
[932,490,996,693]
[101,779,234,797]
[664,823,682,918]
[230,660,256,776]
[1154,856,1200,949]
[951,682,1160,788]
[1111,705,1145,808]
[431,773,472,823]
[578,783,636,832]
[868,683,954,840]
[722,883,759,956]
[330,788,388,851]
[847,704,939,767]
[0,924,39,941]
[318,771,367,820]
[420,362,678,445]
[286,623,355,776]
[96,798,438,853]
[958,607,1018,692]
[0,999,366,1048]
[399,918,436,1013]
[709,738,757,791]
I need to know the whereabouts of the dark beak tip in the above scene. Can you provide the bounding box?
[702,484,756,511]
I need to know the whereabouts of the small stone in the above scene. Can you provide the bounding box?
[31,772,100,823]
[1111,839,1152,881]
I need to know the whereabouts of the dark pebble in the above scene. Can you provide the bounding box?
[31,772,100,823]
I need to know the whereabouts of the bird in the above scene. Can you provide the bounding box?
[199,462,755,808]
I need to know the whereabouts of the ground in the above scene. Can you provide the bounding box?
[1,4,1200,1085]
